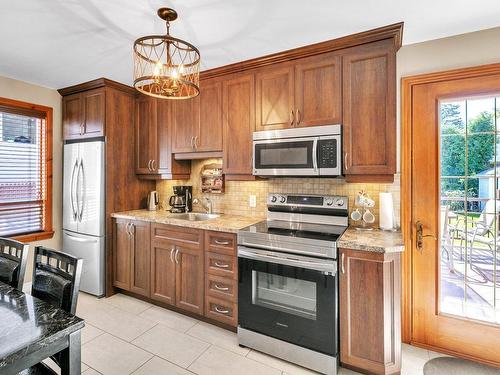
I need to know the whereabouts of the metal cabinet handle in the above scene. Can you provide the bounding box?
[125,223,130,236]
[214,262,229,269]
[341,252,345,274]
[214,239,230,246]
[194,136,199,149]
[190,136,195,149]
[175,249,179,264]
[129,223,135,237]
[214,306,229,314]
[290,109,295,127]
[344,153,349,171]
[214,284,230,291]
[147,160,151,171]
[151,159,156,171]
[170,247,175,263]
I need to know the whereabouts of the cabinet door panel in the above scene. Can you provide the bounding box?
[130,220,151,297]
[342,42,396,177]
[198,79,223,151]
[295,54,342,127]
[63,93,83,140]
[339,248,401,374]
[172,98,199,153]
[223,74,255,176]
[150,240,176,305]
[135,95,157,174]
[175,245,204,315]
[82,88,105,137]
[256,66,294,131]
[113,219,131,290]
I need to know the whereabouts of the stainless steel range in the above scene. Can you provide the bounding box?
[237,193,348,375]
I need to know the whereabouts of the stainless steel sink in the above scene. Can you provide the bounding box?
[170,213,220,221]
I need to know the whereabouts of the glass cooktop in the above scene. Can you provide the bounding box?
[239,220,346,242]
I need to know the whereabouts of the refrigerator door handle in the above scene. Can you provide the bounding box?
[70,158,79,221]
[64,231,98,243]
[77,158,86,222]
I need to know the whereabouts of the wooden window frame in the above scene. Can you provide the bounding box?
[0,97,54,242]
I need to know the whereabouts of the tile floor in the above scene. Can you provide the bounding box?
[69,292,447,375]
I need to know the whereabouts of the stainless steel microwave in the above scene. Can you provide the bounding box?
[253,125,342,177]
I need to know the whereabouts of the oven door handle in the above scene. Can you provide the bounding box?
[238,246,337,275]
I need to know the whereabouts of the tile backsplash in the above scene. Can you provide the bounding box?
[156,159,400,227]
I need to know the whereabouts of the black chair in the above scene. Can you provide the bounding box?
[0,237,29,291]
[19,246,83,375]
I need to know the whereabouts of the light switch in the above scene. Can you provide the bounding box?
[249,194,257,208]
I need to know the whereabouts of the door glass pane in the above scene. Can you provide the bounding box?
[252,271,317,320]
[439,96,500,325]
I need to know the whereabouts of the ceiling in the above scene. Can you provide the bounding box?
[1,0,499,89]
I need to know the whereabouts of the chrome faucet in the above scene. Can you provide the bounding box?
[193,197,213,214]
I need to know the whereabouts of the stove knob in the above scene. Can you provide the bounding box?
[325,198,334,206]
[337,199,345,207]
[270,195,277,203]
[279,196,286,203]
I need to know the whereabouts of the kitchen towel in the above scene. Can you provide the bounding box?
[379,192,394,230]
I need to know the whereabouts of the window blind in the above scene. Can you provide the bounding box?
[0,108,47,237]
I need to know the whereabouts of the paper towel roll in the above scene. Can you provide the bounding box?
[379,192,394,230]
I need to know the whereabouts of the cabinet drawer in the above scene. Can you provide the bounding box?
[205,296,237,327]
[205,274,237,302]
[151,224,202,246]
[205,252,237,279]
[205,231,236,256]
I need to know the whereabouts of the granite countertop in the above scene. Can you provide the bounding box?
[338,227,404,253]
[111,210,264,233]
[0,282,85,371]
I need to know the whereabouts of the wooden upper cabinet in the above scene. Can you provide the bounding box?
[63,88,105,140]
[135,95,157,174]
[172,97,200,153]
[223,73,255,178]
[82,88,105,137]
[135,94,190,180]
[339,248,401,375]
[255,65,294,131]
[63,93,83,139]
[198,79,223,152]
[342,41,396,181]
[294,53,342,128]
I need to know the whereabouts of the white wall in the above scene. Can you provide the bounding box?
[396,26,500,171]
[0,75,62,280]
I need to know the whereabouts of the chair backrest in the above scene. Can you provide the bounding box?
[477,199,500,235]
[0,237,29,291]
[31,246,83,315]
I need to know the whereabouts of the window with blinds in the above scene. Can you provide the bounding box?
[0,105,48,237]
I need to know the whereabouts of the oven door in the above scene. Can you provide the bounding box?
[238,246,337,355]
[253,137,318,176]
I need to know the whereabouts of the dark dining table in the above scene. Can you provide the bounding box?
[0,281,84,375]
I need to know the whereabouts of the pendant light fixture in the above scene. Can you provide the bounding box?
[133,7,200,99]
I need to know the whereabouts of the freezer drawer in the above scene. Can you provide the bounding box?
[63,230,105,297]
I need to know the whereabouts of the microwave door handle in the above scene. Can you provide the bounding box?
[312,139,319,174]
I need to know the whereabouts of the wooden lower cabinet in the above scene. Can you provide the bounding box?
[175,243,204,315]
[150,240,176,305]
[339,248,401,375]
[112,218,151,297]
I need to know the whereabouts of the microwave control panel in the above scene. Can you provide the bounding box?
[318,139,338,169]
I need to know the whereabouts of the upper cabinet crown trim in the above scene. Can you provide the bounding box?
[201,22,403,80]
[58,78,137,96]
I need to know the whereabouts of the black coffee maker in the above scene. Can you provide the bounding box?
[168,186,193,213]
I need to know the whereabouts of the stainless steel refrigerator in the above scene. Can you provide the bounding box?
[63,140,105,296]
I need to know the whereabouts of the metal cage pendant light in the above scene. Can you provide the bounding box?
[133,8,200,99]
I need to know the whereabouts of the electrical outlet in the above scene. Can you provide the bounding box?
[249,194,257,208]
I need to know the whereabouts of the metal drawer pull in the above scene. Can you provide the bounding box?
[341,253,345,274]
[214,306,229,314]
[175,249,180,264]
[151,159,156,171]
[214,239,230,245]
[214,262,229,269]
[214,284,229,291]
[170,247,175,263]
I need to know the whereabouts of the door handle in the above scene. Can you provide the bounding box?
[70,158,78,221]
[415,221,437,252]
[214,306,229,314]
[344,152,349,171]
[341,252,345,274]
[296,108,301,126]
[147,160,152,171]
[214,284,229,291]
[64,231,97,243]
[151,159,156,171]
[290,109,295,127]
[77,159,85,222]
[194,136,199,149]
[170,247,175,263]
[214,262,229,269]
[190,136,195,149]
[175,249,179,264]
